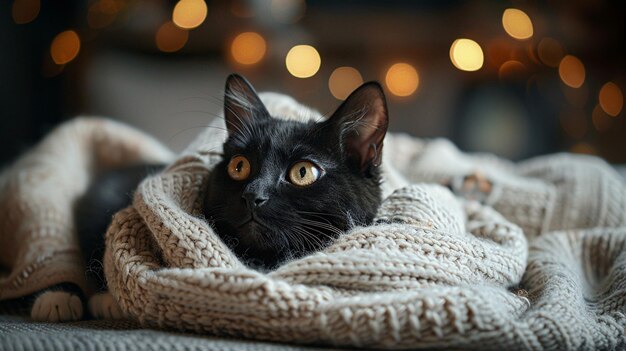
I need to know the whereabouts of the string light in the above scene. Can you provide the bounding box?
[50,30,81,65]
[328,67,363,100]
[155,21,188,53]
[558,55,585,88]
[598,82,623,117]
[231,32,266,65]
[385,63,419,97]
[450,39,484,72]
[12,0,40,24]
[285,45,321,78]
[172,0,207,29]
[502,8,533,40]
[537,38,564,67]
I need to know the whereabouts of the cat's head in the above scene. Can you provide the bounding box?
[205,74,389,269]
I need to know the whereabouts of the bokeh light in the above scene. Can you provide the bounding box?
[537,38,564,68]
[12,0,40,24]
[598,82,623,117]
[96,0,123,14]
[155,21,189,53]
[172,0,207,29]
[502,8,533,40]
[385,63,419,97]
[271,0,306,24]
[87,1,118,29]
[570,142,596,155]
[450,39,484,72]
[285,45,321,78]
[50,30,81,65]
[328,67,363,100]
[230,32,266,65]
[592,104,613,132]
[558,55,585,88]
[498,60,527,80]
[559,108,587,139]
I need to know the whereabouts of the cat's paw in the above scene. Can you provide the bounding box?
[88,292,125,319]
[31,291,84,322]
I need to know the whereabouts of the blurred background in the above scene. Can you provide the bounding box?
[1,0,624,167]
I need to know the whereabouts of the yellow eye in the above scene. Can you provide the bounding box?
[227,155,251,181]
[288,161,321,187]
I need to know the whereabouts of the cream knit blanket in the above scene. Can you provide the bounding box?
[1,94,625,350]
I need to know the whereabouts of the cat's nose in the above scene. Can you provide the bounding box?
[242,192,268,210]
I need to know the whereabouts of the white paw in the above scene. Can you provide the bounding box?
[31,291,83,322]
[88,292,125,319]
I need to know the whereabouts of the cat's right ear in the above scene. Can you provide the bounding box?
[325,82,389,174]
[224,73,269,136]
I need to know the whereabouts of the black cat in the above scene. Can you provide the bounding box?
[30,73,389,322]
[204,74,389,269]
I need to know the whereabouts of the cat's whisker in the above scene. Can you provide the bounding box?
[295,210,345,219]
[295,218,344,236]
[293,221,338,243]
[292,226,323,251]
[296,225,323,249]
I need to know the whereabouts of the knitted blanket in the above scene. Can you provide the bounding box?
[1,94,626,350]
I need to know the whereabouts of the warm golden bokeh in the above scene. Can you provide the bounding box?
[12,0,40,25]
[558,55,585,88]
[592,104,613,132]
[385,63,419,97]
[502,8,533,40]
[155,21,189,53]
[50,30,81,65]
[498,60,527,80]
[450,39,484,72]
[537,38,564,67]
[570,142,596,155]
[285,45,321,78]
[231,32,267,65]
[328,67,363,100]
[598,82,623,117]
[172,0,208,29]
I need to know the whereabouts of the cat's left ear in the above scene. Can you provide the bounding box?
[326,82,389,173]
[223,73,269,136]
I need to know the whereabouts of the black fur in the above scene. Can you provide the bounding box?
[75,164,165,291]
[205,74,389,270]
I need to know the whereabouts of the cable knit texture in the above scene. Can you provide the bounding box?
[1,94,625,350]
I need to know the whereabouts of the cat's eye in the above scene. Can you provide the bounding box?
[288,161,321,187]
[227,155,251,181]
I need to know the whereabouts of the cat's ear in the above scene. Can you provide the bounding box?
[224,73,269,136]
[326,82,389,173]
